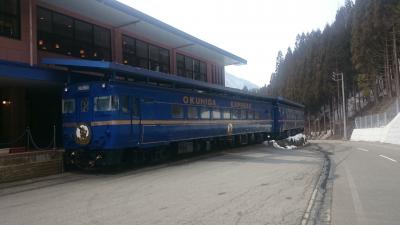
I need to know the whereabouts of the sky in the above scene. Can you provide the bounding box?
[118,0,346,87]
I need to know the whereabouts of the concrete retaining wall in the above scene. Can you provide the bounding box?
[351,114,400,145]
[0,150,64,183]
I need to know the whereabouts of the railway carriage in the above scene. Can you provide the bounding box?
[56,58,305,167]
[62,81,280,166]
[274,98,305,139]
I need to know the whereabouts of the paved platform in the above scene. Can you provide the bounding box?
[0,144,323,225]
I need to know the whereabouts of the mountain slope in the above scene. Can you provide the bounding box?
[225,72,259,90]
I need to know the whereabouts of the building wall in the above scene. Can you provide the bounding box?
[0,0,36,64]
[0,0,226,85]
[0,150,64,183]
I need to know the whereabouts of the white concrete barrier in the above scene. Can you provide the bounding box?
[381,114,400,145]
[351,114,400,145]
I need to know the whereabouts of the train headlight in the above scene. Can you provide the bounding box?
[101,83,106,88]
[64,87,68,92]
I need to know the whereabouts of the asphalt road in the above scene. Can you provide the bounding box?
[311,140,400,225]
[0,144,323,225]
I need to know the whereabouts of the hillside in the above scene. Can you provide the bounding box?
[262,0,400,117]
[225,72,259,90]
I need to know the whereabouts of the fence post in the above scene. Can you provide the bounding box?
[53,125,56,150]
[26,127,30,151]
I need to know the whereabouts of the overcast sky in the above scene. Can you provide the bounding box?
[118,0,346,86]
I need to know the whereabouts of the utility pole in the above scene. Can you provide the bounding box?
[393,25,400,113]
[385,38,392,97]
[332,72,347,140]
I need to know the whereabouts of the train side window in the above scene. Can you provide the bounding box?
[111,96,119,111]
[255,111,260,120]
[212,109,221,120]
[171,104,184,119]
[232,109,240,120]
[132,98,139,117]
[200,108,210,119]
[248,110,254,120]
[231,109,240,120]
[94,95,118,111]
[241,110,247,120]
[188,106,199,119]
[222,109,231,120]
[120,96,129,113]
[81,97,88,112]
[62,99,75,114]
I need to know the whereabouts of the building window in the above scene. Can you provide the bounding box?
[37,7,111,61]
[122,35,170,73]
[176,53,207,82]
[0,0,20,39]
[211,64,224,85]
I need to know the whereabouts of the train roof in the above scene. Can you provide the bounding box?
[275,97,305,109]
[42,58,304,108]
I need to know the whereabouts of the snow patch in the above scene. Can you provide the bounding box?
[265,133,307,150]
[287,133,307,142]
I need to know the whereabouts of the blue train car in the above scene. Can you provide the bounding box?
[273,98,305,139]
[52,59,304,167]
[62,81,278,166]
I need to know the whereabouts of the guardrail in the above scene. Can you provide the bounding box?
[0,126,57,152]
[354,98,400,129]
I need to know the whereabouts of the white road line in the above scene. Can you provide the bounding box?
[344,163,367,225]
[379,155,398,163]
[356,148,369,152]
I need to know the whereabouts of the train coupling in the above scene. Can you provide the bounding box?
[88,154,103,167]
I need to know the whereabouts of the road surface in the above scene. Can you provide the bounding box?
[0,144,323,225]
[311,140,400,225]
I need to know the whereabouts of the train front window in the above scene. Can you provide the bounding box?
[120,96,129,113]
[81,97,88,112]
[94,96,119,111]
[62,99,75,114]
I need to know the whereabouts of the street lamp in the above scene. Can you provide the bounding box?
[332,72,347,140]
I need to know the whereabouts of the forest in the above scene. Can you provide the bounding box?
[260,0,400,128]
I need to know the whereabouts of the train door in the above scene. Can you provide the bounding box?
[76,95,91,124]
[272,104,279,134]
[130,97,141,145]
